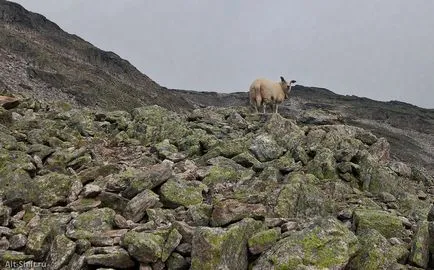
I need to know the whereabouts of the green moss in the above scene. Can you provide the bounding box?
[160,179,206,207]
[203,165,239,185]
[253,218,358,269]
[74,208,115,232]
[354,209,406,239]
[31,173,73,208]
[348,229,408,269]
[248,229,280,254]
[122,231,165,262]
[1,251,35,262]
[301,228,346,268]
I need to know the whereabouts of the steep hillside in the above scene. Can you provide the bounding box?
[0,0,433,175]
[0,0,194,111]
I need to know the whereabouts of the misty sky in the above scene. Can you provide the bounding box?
[13,0,434,108]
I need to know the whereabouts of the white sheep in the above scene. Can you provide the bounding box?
[249,76,296,114]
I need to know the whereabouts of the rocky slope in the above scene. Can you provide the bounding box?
[0,97,433,269]
[1,1,432,178]
[0,2,434,268]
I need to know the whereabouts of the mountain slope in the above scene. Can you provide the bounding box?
[0,0,433,175]
[0,0,194,111]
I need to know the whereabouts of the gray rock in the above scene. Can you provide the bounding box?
[78,164,120,184]
[81,184,102,198]
[166,252,189,270]
[121,230,166,263]
[389,161,412,178]
[68,198,101,212]
[250,134,284,162]
[71,208,115,235]
[175,243,192,256]
[409,221,429,268]
[0,226,12,237]
[186,203,212,226]
[160,179,207,207]
[162,229,182,262]
[353,209,408,239]
[48,234,76,270]
[113,214,132,229]
[347,229,408,269]
[121,161,174,199]
[26,213,71,260]
[281,221,298,232]
[97,191,129,213]
[379,192,397,203]
[210,199,267,227]
[85,246,135,269]
[191,218,264,270]
[123,189,160,222]
[248,228,281,255]
[0,236,9,250]
[253,218,359,269]
[0,205,11,226]
[8,234,27,250]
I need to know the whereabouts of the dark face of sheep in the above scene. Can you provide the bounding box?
[281,77,296,99]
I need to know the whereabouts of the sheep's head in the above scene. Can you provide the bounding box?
[280,76,297,98]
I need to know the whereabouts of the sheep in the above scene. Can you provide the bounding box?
[249,76,296,114]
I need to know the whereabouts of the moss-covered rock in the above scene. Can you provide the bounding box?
[347,229,408,269]
[248,228,281,255]
[104,110,132,130]
[72,208,115,233]
[121,161,173,199]
[262,113,303,150]
[0,169,33,210]
[252,218,359,269]
[128,105,190,145]
[231,151,261,168]
[214,137,251,158]
[160,179,206,207]
[177,128,218,157]
[353,209,407,239]
[0,130,18,150]
[68,198,101,212]
[1,251,35,264]
[191,218,264,270]
[121,230,166,263]
[0,205,11,227]
[307,147,337,180]
[202,157,254,186]
[274,173,334,218]
[166,252,189,270]
[48,234,76,270]
[187,203,212,226]
[210,199,267,227]
[250,134,284,162]
[26,213,71,260]
[162,229,182,262]
[85,246,135,269]
[32,172,73,208]
[154,139,181,160]
[123,189,160,222]
[409,221,429,268]
[78,164,120,184]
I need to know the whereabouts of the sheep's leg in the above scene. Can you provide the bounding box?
[263,103,267,114]
[275,104,279,114]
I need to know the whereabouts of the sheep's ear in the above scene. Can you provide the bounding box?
[280,76,286,82]
[291,80,297,84]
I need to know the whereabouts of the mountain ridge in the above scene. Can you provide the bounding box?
[0,0,433,175]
